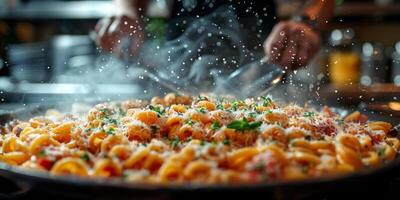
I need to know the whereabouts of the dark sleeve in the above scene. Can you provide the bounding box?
[168,0,277,46]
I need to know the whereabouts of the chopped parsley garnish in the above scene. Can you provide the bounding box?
[200,140,206,146]
[170,137,180,148]
[211,121,222,131]
[185,136,192,143]
[106,127,115,135]
[377,147,385,157]
[38,150,46,157]
[231,101,240,111]
[254,162,264,172]
[265,110,273,114]
[303,111,315,117]
[216,104,224,110]
[305,135,311,141]
[261,96,272,106]
[248,112,257,118]
[336,119,344,126]
[117,107,126,116]
[122,172,129,179]
[81,153,90,162]
[211,140,217,145]
[149,105,165,116]
[222,138,230,145]
[197,95,207,101]
[289,139,297,147]
[104,118,118,125]
[184,119,194,125]
[70,126,77,133]
[150,125,159,135]
[199,108,207,114]
[84,127,93,133]
[227,118,262,132]
[99,108,113,117]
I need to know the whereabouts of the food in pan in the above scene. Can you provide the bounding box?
[0,93,398,184]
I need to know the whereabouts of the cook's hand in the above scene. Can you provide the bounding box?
[264,21,320,70]
[95,15,144,58]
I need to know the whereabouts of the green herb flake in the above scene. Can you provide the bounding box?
[199,108,207,114]
[261,96,272,106]
[337,119,344,126]
[231,101,240,111]
[254,162,264,172]
[38,150,46,157]
[377,147,386,157]
[303,111,315,117]
[289,139,297,147]
[211,121,222,131]
[305,135,311,141]
[227,118,262,132]
[150,125,159,135]
[200,140,206,146]
[248,112,257,118]
[170,137,180,148]
[106,127,115,135]
[185,136,192,143]
[211,140,217,145]
[184,119,194,126]
[122,172,129,180]
[81,153,90,162]
[222,138,230,145]
[105,118,118,125]
[99,108,113,118]
[216,104,224,110]
[197,95,207,101]
[149,105,165,116]
[118,107,126,116]
[265,110,273,114]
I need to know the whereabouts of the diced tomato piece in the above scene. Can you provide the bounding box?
[37,158,54,170]
[323,106,334,117]
[369,133,384,144]
[247,152,283,181]
[103,166,117,177]
[54,155,63,161]
[359,114,368,124]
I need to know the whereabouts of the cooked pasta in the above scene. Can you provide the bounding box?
[0,94,398,184]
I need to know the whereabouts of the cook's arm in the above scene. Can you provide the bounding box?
[264,0,336,70]
[95,0,149,57]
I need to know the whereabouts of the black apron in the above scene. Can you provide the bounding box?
[167,0,277,52]
[150,0,278,90]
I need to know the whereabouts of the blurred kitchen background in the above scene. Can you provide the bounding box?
[0,0,399,119]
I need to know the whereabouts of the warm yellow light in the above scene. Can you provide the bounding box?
[272,76,282,85]
[388,102,400,111]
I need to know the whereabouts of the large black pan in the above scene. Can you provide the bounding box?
[0,103,399,200]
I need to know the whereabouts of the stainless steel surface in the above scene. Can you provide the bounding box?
[214,56,284,99]
[0,1,113,20]
[51,35,96,80]
[8,42,50,83]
